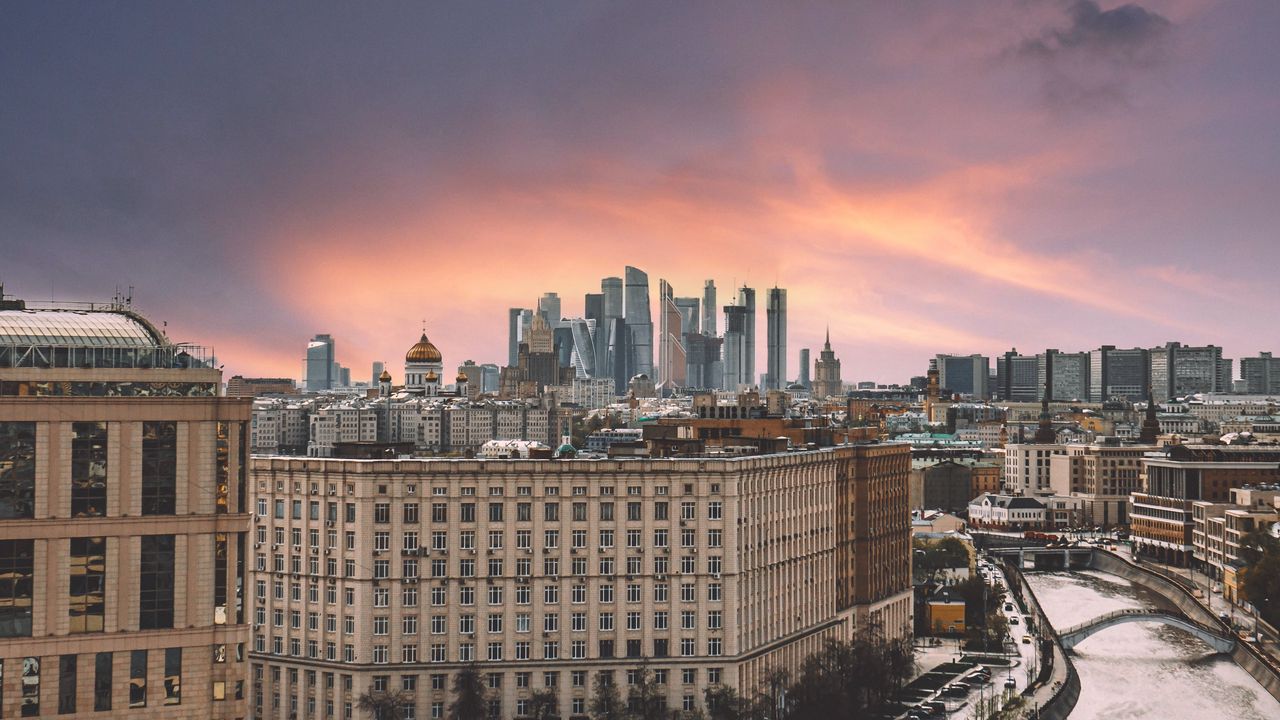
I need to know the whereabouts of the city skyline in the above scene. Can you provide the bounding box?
[4,2,1279,382]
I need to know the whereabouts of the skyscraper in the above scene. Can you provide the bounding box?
[812,329,843,398]
[798,348,811,388]
[737,286,756,387]
[537,292,562,328]
[657,279,686,390]
[370,360,385,388]
[766,287,787,390]
[600,277,624,380]
[624,266,653,379]
[1039,349,1090,401]
[304,333,335,391]
[702,279,717,336]
[507,308,526,367]
[722,304,749,389]
[674,296,700,335]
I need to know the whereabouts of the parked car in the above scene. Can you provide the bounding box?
[1004,678,1018,689]
[1009,616,1020,625]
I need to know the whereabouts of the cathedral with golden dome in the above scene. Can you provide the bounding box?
[404,330,444,395]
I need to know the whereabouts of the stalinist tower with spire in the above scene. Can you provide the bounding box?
[811,327,844,399]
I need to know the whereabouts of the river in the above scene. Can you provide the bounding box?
[1026,570,1280,719]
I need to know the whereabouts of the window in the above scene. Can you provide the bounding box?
[129,650,147,708]
[141,422,177,515]
[70,422,107,517]
[0,423,36,519]
[544,503,559,522]
[374,503,391,524]
[489,503,503,522]
[139,535,175,630]
[0,540,34,637]
[600,503,614,521]
[164,648,181,705]
[404,503,419,523]
[69,537,106,633]
[94,652,112,711]
[58,654,76,714]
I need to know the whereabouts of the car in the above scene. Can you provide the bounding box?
[1009,616,1020,625]
[1220,612,1231,624]
[1004,602,1015,612]
[1212,583,1223,594]
[1004,678,1017,689]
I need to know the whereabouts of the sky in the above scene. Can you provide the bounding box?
[2,1,1277,384]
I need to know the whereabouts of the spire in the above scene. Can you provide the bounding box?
[1140,383,1160,444]
[824,326,831,351]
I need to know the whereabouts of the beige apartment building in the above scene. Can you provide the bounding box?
[0,298,251,718]
[248,443,911,720]
[1049,443,1153,527]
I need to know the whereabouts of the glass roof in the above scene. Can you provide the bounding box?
[0,310,165,348]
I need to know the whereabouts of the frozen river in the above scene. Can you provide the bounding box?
[1026,570,1280,719]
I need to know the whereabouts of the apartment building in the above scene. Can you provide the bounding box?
[1192,486,1280,601]
[0,300,251,718]
[247,443,911,720]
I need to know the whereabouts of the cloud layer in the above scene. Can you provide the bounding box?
[1,1,1277,383]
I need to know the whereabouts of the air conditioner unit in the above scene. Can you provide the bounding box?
[326,521,334,527]
[374,550,383,556]
[712,573,721,580]
[517,577,529,584]
[311,547,318,555]
[570,548,578,554]
[656,574,665,581]
[255,542,262,549]
[543,548,551,554]
[329,490,337,496]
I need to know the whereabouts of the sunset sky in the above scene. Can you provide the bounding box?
[2,1,1277,383]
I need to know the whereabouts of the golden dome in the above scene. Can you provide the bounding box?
[378,370,392,382]
[405,332,442,363]
[456,371,469,383]
[425,371,438,383]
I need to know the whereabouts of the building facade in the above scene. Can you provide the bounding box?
[0,301,251,718]
[765,288,787,392]
[247,444,911,720]
[1131,444,1280,565]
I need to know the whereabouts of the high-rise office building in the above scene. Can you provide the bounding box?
[736,286,756,388]
[935,354,990,400]
[798,348,811,388]
[507,308,528,368]
[1149,343,1232,401]
[657,280,686,390]
[702,280,717,337]
[305,333,335,391]
[606,317,630,394]
[685,332,724,390]
[624,266,653,380]
[567,318,598,378]
[722,304,749,389]
[674,297,700,336]
[537,292,562,329]
[1038,349,1089,401]
[600,277,624,382]
[765,287,787,391]
[1088,346,1148,401]
[0,297,251,719]
[995,349,1039,401]
[584,292,607,380]
[1241,352,1280,394]
[812,329,843,399]
[370,361,385,388]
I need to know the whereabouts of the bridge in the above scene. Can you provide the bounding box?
[1058,608,1236,652]
[988,546,1095,570]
